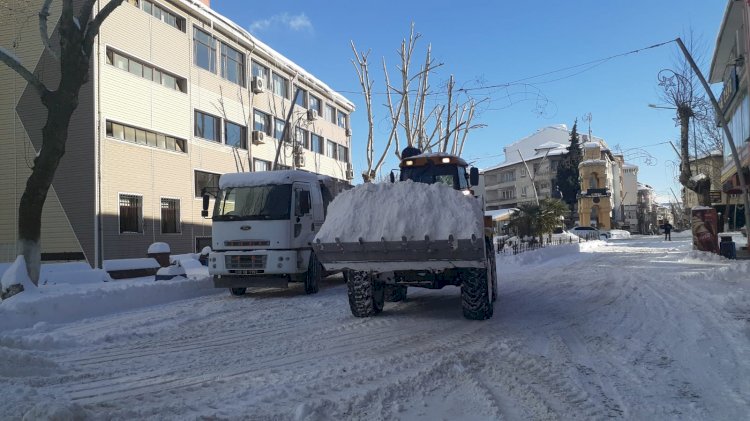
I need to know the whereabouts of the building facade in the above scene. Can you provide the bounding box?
[0,0,355,265]
[710,0,750,230]
[620,163,639,232]
[577,141,618,229]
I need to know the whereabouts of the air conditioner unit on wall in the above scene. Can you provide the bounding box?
[251,130,265,145]
[307,109,318,121]
[346,163,354,180]
[251,76,265,94]
[345,127,352,137]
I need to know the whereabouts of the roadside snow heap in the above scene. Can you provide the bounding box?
[316,180,483,242]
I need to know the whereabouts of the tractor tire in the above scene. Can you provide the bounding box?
[384,285,407,302]
[304,253,322,295]
[460,268,494,320]
[230,288,246,296]
[346,270,385,317]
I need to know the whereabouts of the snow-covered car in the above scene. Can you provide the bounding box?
[607,229,632,239]
[550,227,581,242]
[569,226,608,240]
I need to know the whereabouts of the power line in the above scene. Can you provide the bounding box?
[334,39,676,96]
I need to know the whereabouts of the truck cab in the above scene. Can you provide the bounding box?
[204,170,339,296]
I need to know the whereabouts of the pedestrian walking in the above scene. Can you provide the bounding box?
[663,221,673,241]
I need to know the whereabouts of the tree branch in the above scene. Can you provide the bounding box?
[83,0,125,56]
[39,0,59,61]
[0,47,48,96]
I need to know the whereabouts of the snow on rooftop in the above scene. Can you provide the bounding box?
[583,141,600,149]
[579,159,607,167]
[219,170,322,189]
[535,141,566,150]
[175,0,353,111]
[315,181,483,242]
[690,173,708,182]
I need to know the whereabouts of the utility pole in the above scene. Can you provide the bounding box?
[675,37,750,236]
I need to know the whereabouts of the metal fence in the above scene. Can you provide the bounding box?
[496,235,597,256]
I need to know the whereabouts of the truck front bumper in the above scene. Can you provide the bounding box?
[213,274,290,289]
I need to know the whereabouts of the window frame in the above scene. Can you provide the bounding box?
[106,120,186,153]
[220,41,245,86]
[253,109,272,136]
[118,193,144,234]
[194,110,221,142]
[253,158,271,172]
[225,120,247,149]
[160,197,181,234]
[271,72,289,98]
[194,170,221,198]
[294,86,308,108]
[193,27,216,73]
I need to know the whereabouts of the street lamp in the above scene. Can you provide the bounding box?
[647,103,677,110]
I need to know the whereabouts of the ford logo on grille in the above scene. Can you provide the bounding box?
[240,225,252,231]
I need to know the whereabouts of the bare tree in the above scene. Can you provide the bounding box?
[0,0,126,289]
[657,42,712,207]
[351,23,486,182]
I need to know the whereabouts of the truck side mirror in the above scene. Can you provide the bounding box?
[469,167,479,186]
[201,194,210,218]
[389,171,395,183]
[299,191,311,214]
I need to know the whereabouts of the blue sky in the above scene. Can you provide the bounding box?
[212,0,726,202]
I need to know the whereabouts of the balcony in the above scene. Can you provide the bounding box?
[583,188,611,197]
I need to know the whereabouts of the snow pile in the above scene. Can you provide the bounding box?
[316,181,483,242]
[102,258,160,271]
[0,256,38,298]
[690,173,708,182]
[147,242,170,254]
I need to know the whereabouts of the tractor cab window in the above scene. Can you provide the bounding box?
[401,164,462,190]
[457,166,469,190]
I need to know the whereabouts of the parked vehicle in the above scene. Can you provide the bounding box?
[202,170,346,296]
[569,226,609,240]
[312,148,497,320]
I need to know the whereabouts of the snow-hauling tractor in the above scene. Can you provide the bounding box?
[312,147,497,320]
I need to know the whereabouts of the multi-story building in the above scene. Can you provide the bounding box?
[682,151,724,210]
[637,183,658,234]
[621,163,639,231]
[0,0,355,265]
[577,140,619,229]
[710,0,749,231]
[481,125,572,210]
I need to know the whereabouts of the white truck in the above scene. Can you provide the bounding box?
[201,170,345,296]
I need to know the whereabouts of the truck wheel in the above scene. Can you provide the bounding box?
[230,288,246,296]
[384,285,407,302]
[304,253,322,294]
[460,268,493,320]
[347,270,385,317]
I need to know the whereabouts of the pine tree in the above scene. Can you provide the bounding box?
[555,120,583,207]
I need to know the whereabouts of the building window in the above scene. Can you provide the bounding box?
[220,42,244,86]
[195,110,220,142]
[106,120,186,153]
[119,194,143,234]
[309,95,321,114]
[161,198,180,234]
[253,110,271,135]
[309,133,323,153]
[294,86,307,108]
[251,60,270,82]
[106,48,186,92]
[195,170,221,197]
[326,140,337,159]
[225,120,247,149]
[133,0,185,31]
[324,104,335,124]
[501,189,515,200]
[337,111,347,129]
[274,118,287,141]
[521,186,528,197]
[500,171,515,183]
[533,163,540,174]
[338,144,349,163]
[272,72,289,98]
[194,27,216,73]
[254,158,271,172]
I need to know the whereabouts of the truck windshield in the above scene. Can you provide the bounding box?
[213,184,292,221]
[400,164,461,190]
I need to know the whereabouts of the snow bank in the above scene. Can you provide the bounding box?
[0,275,218,331]
[316,181,483,242]
[102,258,160,271]
[147,242,170,254]
[0,256,38,295]
[607,229,631,239]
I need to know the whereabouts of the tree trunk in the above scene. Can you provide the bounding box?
[676,106,711,207]
[18,91,77,285]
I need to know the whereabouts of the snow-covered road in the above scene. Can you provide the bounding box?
[2,234,749,420]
